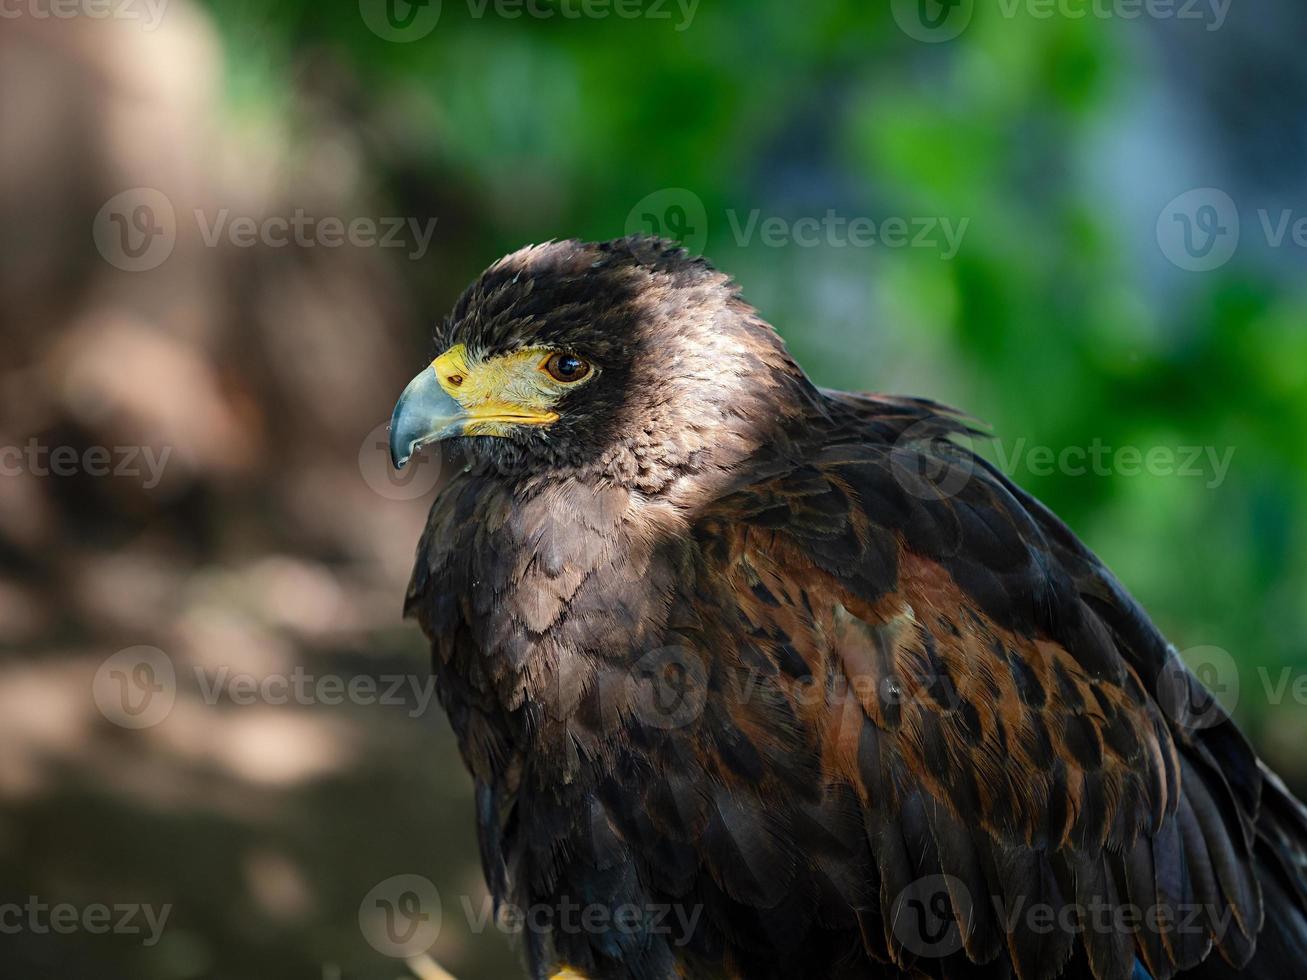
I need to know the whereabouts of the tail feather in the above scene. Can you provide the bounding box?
[1187,864,1307,978]
[1188,766,1307,978]
[1255,764,1307,911]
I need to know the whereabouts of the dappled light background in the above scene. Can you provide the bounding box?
[2,1,1305,977]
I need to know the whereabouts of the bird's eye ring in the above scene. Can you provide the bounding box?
[542,352,592,384]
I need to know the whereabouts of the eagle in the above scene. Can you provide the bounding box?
[388,237,1307,980]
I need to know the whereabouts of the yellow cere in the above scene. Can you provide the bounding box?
[431,342,591,437]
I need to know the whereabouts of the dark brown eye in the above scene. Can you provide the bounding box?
[542,352,591,383]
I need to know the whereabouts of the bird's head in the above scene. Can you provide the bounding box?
[389,237,813,490]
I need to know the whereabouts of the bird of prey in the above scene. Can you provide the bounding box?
[389,237,1307,980]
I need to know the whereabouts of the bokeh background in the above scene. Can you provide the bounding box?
[2,1,1305,977]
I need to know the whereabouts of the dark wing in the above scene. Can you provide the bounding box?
[626,393,1307,980]
[404,395,1307,980]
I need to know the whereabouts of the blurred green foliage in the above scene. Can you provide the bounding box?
[202,0,1306,793]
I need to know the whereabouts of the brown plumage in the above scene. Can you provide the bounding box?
[394,237,1307,980]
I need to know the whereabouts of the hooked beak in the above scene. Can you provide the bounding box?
[388,366,468,469]
[390,343,565,469]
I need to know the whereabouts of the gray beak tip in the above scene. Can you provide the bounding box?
[388,416,422,471]
[387,414,413,470]
[389,441,411,471]
[388,366,467,472]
